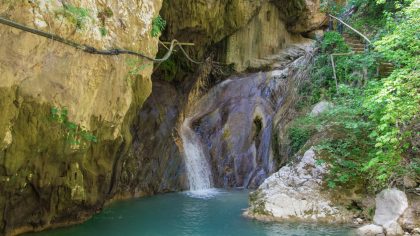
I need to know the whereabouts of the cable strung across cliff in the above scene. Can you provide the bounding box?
[0,16,203,64]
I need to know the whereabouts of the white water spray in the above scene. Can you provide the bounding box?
[180,118,218,198]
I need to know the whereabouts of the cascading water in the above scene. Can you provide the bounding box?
[177,42,314,189]
[180,118,218,198]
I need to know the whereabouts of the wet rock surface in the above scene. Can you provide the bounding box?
[115,80,187,198]
[187,43,316,188]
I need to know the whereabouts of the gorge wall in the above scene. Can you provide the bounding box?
[0,0,326,235]
[119,0,325,193]
[0,1,162,234]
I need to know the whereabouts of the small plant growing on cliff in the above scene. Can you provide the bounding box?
[51,107,97,146]
[97,7,113,37]
[151,15,166,37]
[99,27,108,36]
[56,4,91,29]
[320,0,343,15]
[124,58,153,85]
[97,7,114,25]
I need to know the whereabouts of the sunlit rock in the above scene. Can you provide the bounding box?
[245,147,354,223]
[356,224,385,236]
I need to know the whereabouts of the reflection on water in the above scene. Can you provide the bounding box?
[26,190,355,236]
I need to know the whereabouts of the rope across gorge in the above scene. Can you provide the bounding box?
[0,16,203,64]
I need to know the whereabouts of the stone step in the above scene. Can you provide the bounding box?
[346,40,364,44]
[380,64,394,67]
[347,42,365,46]
[381,62,394,66]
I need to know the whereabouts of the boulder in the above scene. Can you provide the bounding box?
[398,194,420,232]
[403,176,417,189]
[384,221,404,236]
[373,189,408,226]
[412,228,420,236]
[245,147,354,222]
[310,101,333,116]
[356,224,385,236]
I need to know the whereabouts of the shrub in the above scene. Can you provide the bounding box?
[51,107,97,147]
[56,4,91,29]
[151,15,166,38]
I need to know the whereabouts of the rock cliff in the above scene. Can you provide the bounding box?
[0,0,162,234]
[0,0,328,234]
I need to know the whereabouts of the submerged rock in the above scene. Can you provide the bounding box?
[244,147,354,222]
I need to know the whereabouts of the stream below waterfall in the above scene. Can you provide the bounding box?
[26,190,355,236]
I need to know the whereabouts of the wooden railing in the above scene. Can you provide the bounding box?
[328,14,372,45]
[327,14,373,93]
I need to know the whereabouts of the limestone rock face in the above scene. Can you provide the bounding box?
[115,80,187,198]
[245,147,354,222]
[0,0,162,234]
[356,224,385,236]
[161,0,262,49]
[373,189,408,227]
[161,0,324,71]
[187,44,315,189]
[272,0,327,33]
[225,2,306,71]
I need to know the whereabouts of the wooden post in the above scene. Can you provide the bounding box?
[330,54,339,93]
[161,41,195,46]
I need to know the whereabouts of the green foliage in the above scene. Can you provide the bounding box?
[315,92,375,189]
[320,0,344,15]
[361,1,420,187]
[126,58,152,76]
[97,7,113,36]
[291,87,376,189]
[292,0,419,191]
[159,59,178,82]
[375,2,419,67]
[97,7,114,24]
[57,4,91,29]
[288,116,319,154]
[124,57,152,85]
[151,15,166,38]
[299,32,372,105]
[51,107,97,147]
[99,27,108,36]
[321,32,350,54]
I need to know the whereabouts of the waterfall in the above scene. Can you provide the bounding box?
[180,118,218,197]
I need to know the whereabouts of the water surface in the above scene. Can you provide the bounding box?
[27,190,355,236]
